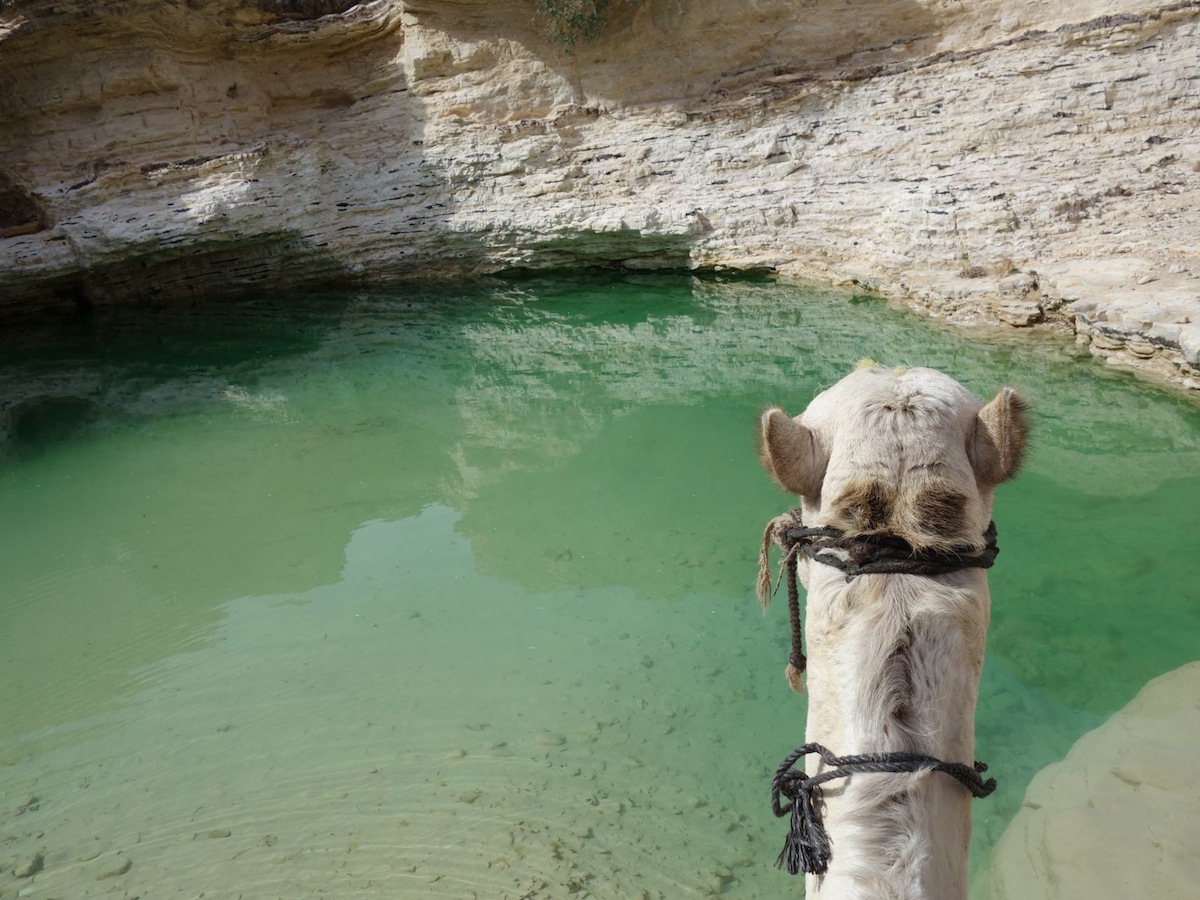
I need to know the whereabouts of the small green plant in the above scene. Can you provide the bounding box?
[535,0,639,46]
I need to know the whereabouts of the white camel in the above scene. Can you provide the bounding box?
[757,364,1028,900]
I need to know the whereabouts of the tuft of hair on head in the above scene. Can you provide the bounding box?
[855,357,879,370]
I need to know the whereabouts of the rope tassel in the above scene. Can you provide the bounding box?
[770,743,997,877]
[771,745,833,876]
[775,776,832,876]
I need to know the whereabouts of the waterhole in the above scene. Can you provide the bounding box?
[1,276,1197,897]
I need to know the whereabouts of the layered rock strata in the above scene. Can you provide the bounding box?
[1,0,1198,387]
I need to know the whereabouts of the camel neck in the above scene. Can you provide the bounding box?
[801,571,989,900]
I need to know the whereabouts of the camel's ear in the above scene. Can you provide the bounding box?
[758,408,826,500]
[969,387,1030,486]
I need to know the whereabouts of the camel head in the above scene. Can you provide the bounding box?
[759,365,1029,552]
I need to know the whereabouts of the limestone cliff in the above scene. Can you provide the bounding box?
[1,0,1199,387]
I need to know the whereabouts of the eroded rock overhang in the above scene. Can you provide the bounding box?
[1,0,1198,387]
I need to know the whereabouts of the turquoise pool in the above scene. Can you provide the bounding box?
[1,276,1197,897]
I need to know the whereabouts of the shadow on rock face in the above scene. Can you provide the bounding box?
[424,0,946,106]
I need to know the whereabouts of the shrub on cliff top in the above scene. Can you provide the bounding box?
[536,0,640,46]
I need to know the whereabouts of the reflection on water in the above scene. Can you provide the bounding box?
[1,275,1198,897]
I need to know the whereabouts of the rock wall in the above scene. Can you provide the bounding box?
[2,0,1199,388]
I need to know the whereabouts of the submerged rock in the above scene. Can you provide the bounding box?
[15,849,46,878]
[96,856,133,880]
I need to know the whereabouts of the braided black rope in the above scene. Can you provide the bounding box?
[785,520,999,579]
[784,552,805,677]
[771,743,997,876]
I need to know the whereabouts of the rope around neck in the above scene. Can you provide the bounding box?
[771,743,997,876]
[756,509,1000,692]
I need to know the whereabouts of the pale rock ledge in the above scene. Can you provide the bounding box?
[980,661,1200,900]
[1,0,1199,389]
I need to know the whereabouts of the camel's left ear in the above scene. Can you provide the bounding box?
[969,387,1030,486]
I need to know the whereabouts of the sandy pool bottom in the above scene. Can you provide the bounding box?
[2,505,810,898]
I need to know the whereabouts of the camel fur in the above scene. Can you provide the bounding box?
[758,365,1029,900]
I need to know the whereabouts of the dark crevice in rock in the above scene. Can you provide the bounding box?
[253,0,361,23]
[0,170,48,236]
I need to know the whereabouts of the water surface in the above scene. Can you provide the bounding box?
[1,276,1198,897]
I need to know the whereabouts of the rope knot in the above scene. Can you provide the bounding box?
[771,747,832,876]
[770,743,998,876]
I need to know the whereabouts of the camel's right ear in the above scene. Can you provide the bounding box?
[969,387,1030,486]
[758,408,826,500]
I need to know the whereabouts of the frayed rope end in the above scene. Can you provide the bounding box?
[756,517,778,613]
[756,560,774,614]
[757,512,797,613]
[775,784,832,876]
[785,662,806,694]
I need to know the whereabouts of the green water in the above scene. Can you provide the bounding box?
[0,276,1197,898]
